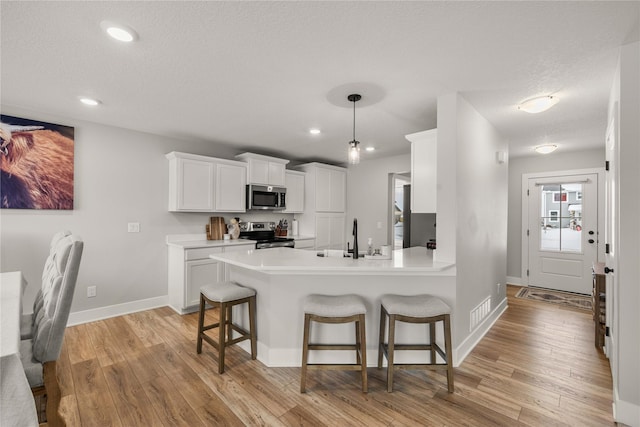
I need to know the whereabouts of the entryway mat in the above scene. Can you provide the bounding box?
[515,286,592,311]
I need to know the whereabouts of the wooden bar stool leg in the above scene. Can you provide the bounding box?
[227,305,233,343]
[218,302,227,374]
[300,314,311,393]
[444,314,454,392]
[429,322,436,363]
[249,295,257,359]
[196,294,206,354]
[355,317,361,365]
[387,314,396,392]
[358,314,368,393]
[377,305,386,369]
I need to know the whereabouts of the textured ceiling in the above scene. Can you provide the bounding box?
[1,1,638,165]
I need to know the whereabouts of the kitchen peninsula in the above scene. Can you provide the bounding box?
[209,247,456,367]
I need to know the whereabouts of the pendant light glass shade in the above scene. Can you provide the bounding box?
[348,140,360,164]
[347,94,362,165]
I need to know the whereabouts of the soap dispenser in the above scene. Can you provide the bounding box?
[367,238,373,256]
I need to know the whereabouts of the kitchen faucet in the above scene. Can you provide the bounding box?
[352,218,359,259]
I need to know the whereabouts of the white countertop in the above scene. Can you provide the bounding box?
[166,234,257,249]
[209,246,455,275]
[166,233,315,249]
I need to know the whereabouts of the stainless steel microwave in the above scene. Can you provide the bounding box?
[246,185,286,210]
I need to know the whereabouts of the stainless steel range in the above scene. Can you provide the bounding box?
[238,221,295,249]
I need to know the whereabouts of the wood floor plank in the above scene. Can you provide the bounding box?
[55,284,615,426]
[102,360,164,426]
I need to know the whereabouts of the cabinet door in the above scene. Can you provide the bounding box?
[283,172,304,213]
[215,163,246,212]
[176,158,215,211]
[185,258,223,308]
[329,215,345,250]
[315,213,345,250]
[315,167,333,211]
[248,158,270,185]
[330,169,346,212]
[268,162,286,186]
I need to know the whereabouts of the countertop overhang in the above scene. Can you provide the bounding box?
[209,247,455,276]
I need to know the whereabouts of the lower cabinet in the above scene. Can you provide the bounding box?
[294,237,316,250]
[315,213,345,250]
[168,243,254,314]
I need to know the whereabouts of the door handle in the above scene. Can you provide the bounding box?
[588,239,595,244]
[604,266,614,274]
[588,230,595,235]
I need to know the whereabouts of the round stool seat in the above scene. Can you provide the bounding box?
[304,294,366,317]
[381,294,450,317]
[200,281,255,303]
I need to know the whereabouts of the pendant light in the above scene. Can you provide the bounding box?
[347,94,361,165]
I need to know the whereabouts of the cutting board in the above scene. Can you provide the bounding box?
[206,217,227,240]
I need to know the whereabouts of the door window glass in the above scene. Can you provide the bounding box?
[540,183,583,252]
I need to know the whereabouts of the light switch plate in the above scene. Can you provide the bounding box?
[127,222,140,233]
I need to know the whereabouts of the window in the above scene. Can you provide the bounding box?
[548,210,559,222]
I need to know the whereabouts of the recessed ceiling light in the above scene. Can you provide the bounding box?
[365,146,375,152]
[79,97,101,106]
[309,128,321,135]
[534,144,558,154]
[100,20,138,42]
[517,95,559,113]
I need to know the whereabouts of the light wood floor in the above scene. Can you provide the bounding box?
[54,285,615,426]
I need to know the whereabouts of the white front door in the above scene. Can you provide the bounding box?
[527,173,599,294]
[604,116,617,359]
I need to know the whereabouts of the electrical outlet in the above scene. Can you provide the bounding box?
[87,286,97,298]
[127,222,140,233]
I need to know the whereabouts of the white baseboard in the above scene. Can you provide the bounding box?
[67,295,169,326]
[454,297,509,365]
[613,388,640,426]
[507,276,525,286]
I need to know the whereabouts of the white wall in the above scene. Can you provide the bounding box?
[345,154,410,249]
[437,93,509,346]
[608,41,640,426]
[0,106,293,316]
[506,149,604,282]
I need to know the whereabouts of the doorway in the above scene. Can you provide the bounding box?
[522,169,603,294]
[389,173,410,249]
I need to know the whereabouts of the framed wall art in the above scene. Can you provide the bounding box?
[0,115,75,210]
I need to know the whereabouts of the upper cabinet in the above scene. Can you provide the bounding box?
[406,129,437,213]
[235,153,289,186]
[283,170,305,213]
[166,152,246,213]
[298,163,346,213]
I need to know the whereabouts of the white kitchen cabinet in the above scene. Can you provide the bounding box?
[215,162,246,212]
[315,213,345,250]
[235,152,289,186]
[295,163,347,250]
[405,129,437,213]
[283,170,305,213]
[167,241,255,314]
[166,152,246,213]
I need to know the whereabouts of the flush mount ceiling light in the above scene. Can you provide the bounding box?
[309,128,321,135]
[78,96,102,106]
[534,144,558,154]
[100,20,138,42]
[347,94,362,165]
[517,95,559,113]
[365,146,375,152]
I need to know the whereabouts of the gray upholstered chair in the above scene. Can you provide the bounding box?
[19,231,83,427]
[20,231,72,340]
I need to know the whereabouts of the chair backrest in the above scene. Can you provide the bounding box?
[30,231,84,363]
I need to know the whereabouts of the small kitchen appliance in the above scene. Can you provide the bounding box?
[246,185,286,210]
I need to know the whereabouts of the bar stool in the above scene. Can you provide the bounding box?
[300,294,368,393]
[377,294,454,392]
[196,281,257,374]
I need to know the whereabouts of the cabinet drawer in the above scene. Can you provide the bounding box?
[185,247,223,261]
[224,243,255,253]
